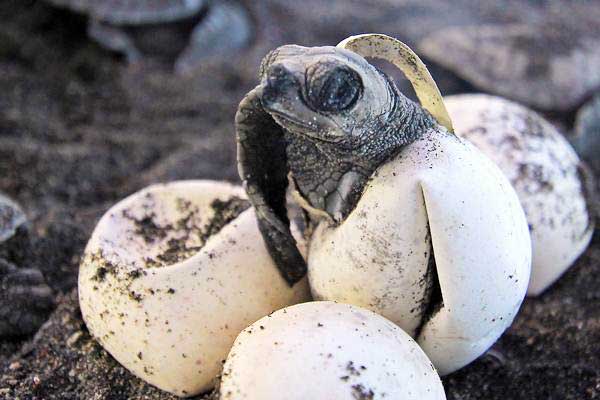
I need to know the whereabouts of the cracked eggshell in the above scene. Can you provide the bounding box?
[308,128,531,375]
[79,180,310,397]
[220,301,445,400]
[444,94,594,296]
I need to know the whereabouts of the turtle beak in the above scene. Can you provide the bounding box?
[260,63,341,139]
[259,64,314,130]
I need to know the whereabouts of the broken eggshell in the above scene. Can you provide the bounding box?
[307,34,532,376]
[78,180,310,397]
[220,301,446,400]
[308,128,531,376]
[444,94,595,296]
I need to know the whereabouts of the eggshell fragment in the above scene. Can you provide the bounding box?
[220,301,446,400]
[445,94,594,296]
[308,128,531,375]
[79,180,310,397]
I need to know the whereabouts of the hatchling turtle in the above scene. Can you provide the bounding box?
[237,34,530,374]
[45,0,252,72]
[236,39,440,285]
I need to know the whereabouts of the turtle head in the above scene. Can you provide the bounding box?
[257,45,395,145]
[236,44,435,286]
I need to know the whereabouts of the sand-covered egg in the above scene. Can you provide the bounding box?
[220,301,446,400]
[445,94,595,296]
[79,180,310,397]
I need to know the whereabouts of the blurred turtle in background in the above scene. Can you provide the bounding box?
[44,0,253,73]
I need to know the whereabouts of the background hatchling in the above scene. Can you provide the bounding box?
[45,0,253,72]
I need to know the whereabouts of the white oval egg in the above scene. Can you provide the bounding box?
[79,180,310,397]
[445,94,594,296]
[220,301,446,400]
[308,128,531,375]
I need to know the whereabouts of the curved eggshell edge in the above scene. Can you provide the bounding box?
[309,129,531,375]
[79,180,310,397]
[444,94,594,296]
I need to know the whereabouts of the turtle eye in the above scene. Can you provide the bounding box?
[306,63,362,113]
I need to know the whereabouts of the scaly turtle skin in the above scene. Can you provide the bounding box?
[45,0,252,71]
[236,45,435,285]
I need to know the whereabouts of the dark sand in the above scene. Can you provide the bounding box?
[0,1,598,399]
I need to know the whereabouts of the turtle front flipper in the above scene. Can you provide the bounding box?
[236,87,307,286]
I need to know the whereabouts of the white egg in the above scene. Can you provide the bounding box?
[308,128,531,375]
[79,180,310,397]
[220,301,446,400]
[445,94,594,296]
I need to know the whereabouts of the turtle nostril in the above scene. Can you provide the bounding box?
[263,64,298,106]
[268,64,289,80]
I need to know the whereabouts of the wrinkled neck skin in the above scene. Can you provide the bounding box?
[287,79,436,223]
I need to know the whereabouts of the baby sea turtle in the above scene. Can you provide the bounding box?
[236,43,437,284]
[45,0,252,72]
[237,36,530,375]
